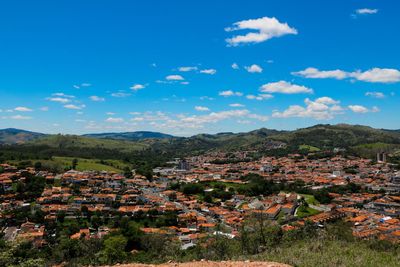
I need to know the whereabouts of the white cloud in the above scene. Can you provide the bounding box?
[356,8,378,14]
[293,67,400,83]
[348,105,380,113]
[40,107,49,111]
[47,97,70,103]
[53,93,75,98]
[272,97,343,120]
[111,92,131,98]
[246,94,273,101]
[348,105,369,113]
[194,106,210,111]
[245,64,263,73]
[225,16,298,46]
[219,90,243,97]
[90,96,105,102]
[14,106,32,112]
[10,115,32,120]
[351,68,400,83]
[232,63,239,70]
[200,69,217,75]
[166,74,184,81]
[229,103,245,107]
[130,84,146,91]
[365,92,385,99]
[180,109,268,125]
[64,104,85,110]
[260,81,313,94]
[314,97,339,105]
[73,83,91,89]
[106,117,124,123]
[200,96,215,100]
[178,66,198,72]
[292,67,348,80]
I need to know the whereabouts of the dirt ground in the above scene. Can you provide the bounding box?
[103,260,291,267]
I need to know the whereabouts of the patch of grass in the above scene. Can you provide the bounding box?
[250,239,400,267]
[9,157,129,172]
[296,206,320,218]
[299,144,321,152]
[300,194,320,205]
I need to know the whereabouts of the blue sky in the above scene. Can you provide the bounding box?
[0,0,399,136]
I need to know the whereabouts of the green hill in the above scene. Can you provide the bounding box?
[0,128,46,144]
[28,134,148,153]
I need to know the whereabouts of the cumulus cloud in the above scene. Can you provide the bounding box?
[180,109,268,126]
[194,106,210,111]
[200,69,217,75]
[90,96,105,102]
[130,84,146,91]
[348,105,379,113]
[272,97,344,120]
[232,63,239,70]
[225,16,297,46]
[166,75,184,81]
[245,64,263,73]
[260,81,313,94]
[292,67,348,80]
[73,83,91,89]
[365,92,385,99]
[293,67,400,83]
[351,68,400,83]
[219,90,243,97]
[14,106,32,112]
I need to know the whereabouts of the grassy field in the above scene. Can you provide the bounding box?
[296,206,320,218]
[299,144,321,152]
[250,239,400,267]
[52,157,129,172]
[300,194,320,205]
[9,156,129,172]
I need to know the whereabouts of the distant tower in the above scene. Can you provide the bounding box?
[376,152,387,163]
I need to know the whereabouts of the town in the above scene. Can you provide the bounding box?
[1,150,399,254]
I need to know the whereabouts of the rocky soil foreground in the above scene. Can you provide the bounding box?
[102,261,291,267]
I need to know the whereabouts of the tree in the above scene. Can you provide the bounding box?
[34,161,42,170]
[98,235,128,264]
[123,166,132,179]
[72,158,78,170]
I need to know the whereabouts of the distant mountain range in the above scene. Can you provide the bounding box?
[82,131,175,141]
[1,125,400,158]
[0,129,175,145]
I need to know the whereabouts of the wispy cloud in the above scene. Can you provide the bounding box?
[64,104,85,110]
[200,69,217,75]
[14,106,33,112]
[219,90,243,97]
[90,96,105,102]
[194,106,210,111]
